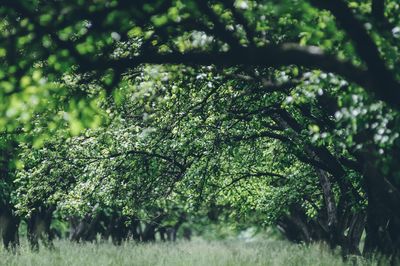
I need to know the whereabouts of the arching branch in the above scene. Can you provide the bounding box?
[310,0,400,108]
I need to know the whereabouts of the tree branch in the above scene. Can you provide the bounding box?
[371,0,385,22]
[105,44,381,99]
[310,0,400,109]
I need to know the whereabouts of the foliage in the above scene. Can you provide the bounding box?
[1,0,400,259]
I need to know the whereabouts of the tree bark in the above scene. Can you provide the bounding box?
[0,204,20,251]
[317,169,339,247]
[358,147,400,257]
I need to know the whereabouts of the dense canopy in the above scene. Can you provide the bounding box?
[0,0,400,260]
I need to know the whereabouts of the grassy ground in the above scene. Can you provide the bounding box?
[0,239,384,266]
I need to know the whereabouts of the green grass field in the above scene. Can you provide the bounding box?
[0,239,384,266]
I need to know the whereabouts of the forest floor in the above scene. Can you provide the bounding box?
[0,239,384,266]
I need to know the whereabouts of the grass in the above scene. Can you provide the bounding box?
[0,238,383,266]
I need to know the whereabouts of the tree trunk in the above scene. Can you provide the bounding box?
[109,214,129,245]
[316,169,340,248]
[27,206,55,251]
[159,227,166,241]
[129,218,142,241]
[344,213,365,255]
[0,204,20,251]
[142,223,156,242]
[359,147,400,258]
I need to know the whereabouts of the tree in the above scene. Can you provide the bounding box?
[1,0,400,258]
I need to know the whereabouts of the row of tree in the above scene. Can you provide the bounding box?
[1,0,400,260]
